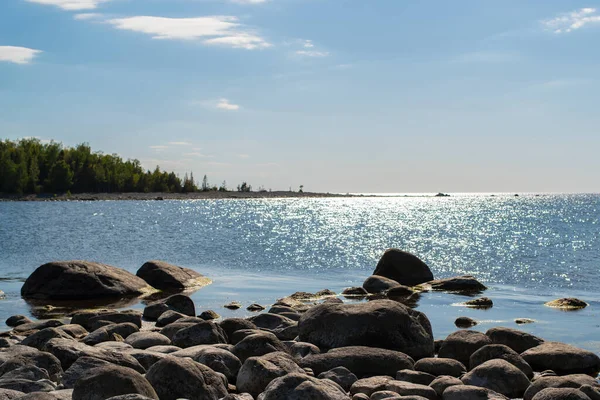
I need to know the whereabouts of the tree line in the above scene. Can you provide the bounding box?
[0,138,248,195]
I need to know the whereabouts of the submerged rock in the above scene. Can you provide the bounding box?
[362,275,401,294]
[545,298,588,310]
[455,316,477,328]
[21,261,155,300]
[136,260,211,291]
[464,297,493,309]
[417,275,487,293]
[372,249,434,286]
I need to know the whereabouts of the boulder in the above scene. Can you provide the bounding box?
[172,345,241,382]
[0,389,25,400]
[318,366,358,391]
[429,375,463,396]
[443,385,508,400]
[299,346,414,378]
[13,320,64,334]
[455,317,477,328]
[298,300,433,360]
[461,359,530,398]
[544,298,588,310]
[531,388,591,400]
[258,373,349,400]
[372,249,433,286]
[199,310,220,320]
[0,346,63,381]
[342,287,369,297]
[232,331,288,362]
[21,261,155,300]
[248,313,296,331]
[523,374,600,400]
[57,324,88,338]
[125,332,171,349]
[20,328,73,350]
[0,380,55,394]
[124,349,168,371]
[521,342,600,376]
[470,344,533,378]
[486,327,544,353]
[61,357,112,389]
[136,260,211,291]
[159,322,198,340]
[350,376,393,396]
[154,310,185,327]
[464,297,493,309]
[144,295,195,321]
[236,352,305,397]
[362,276,401,294]
[438,330,491,367]
[417,275,486,293]
[396,369,435,385]
[247,303,265,312]
[5,315,32,328]
[383,381,438,400]
[414,357,466,378]
[87,311,142,329]
[83,323,139,345]
[171,321,227,348]
[72,365,158,400]
[145,357,228,400]
[0,365,49,382]
[219,318,258,340]
[289,342,321,360]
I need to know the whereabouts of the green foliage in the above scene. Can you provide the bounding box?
[0,138,200,195]
[237,182,252,192]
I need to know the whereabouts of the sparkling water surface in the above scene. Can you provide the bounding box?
[1,194,599,350]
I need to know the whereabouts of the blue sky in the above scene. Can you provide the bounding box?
[1,0,599,193]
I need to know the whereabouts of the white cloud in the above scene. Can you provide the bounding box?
[149,145,169,150]
[74,13,102,20]
[168,141,192,146]
[25,0,110,11]
[303,40,314,48]
[106,16,270,50]
[296,50,329,57]
[0,46,42,64]
[543,8,600,33]
[183,152,213,158]
[216,98,240,111]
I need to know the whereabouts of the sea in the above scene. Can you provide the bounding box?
[1,193,599,351]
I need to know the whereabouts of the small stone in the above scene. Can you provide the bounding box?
[246,304,265,312]
[224,302,242,310]
[544,298,587,310]
[464,297,493,309]
[515,318,535,324]
[455,317,478,328]
[342,287,368,297]
[198,310,220,320]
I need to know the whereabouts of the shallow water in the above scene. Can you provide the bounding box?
[1,194,599,349]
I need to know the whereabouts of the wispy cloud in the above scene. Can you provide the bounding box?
[74,13,102,20]
[168,141,192,146]
[149,145,169,150]
[25,0,110,11]
[0,46,42,64]
[106,16,270,50]
[542,8,600,34]
[183,152,213,158]
[216,98,240,111]
[296,50,329,57]
[238,154,250,159]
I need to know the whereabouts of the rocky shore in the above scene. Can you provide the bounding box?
[0,250,597,400]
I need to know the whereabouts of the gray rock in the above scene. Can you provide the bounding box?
[318,366,358,391]
[298,300,433,360]
[5,316,32,328]
[136,260,210,291]
[544,298,588,310]
[21,328,73,350]
[258,373,349,400]
[414,357,466,378]
[372,249,433,286]
[219,318,258,340]
[438,330,492,367]
[521,342,600,376]
[442,385,508,399]
[62,357,113,389]
[299,346,414,378]
[105,396,157,400]
[232,332,288,363]
[383,381,438,400]
[0,389,25,400]
[455,317,477,328]
[145,356,228,400]
[0,346,63,381]
[171,321,227,348]
[461,359,530,398]
[124,350,168,371]
[362,276,401,294]
[21,261,154,300]
[124,332,171,349]
[523,374,599,400]
[83,323,138,345]
[0,380,55,394]
[13,320,64,334]
[429,375,463,396]
[87,311,142,329]
[72,365,158,400]
[246,304,265,312]
[94,342,133,351]
[159,322,197,340]
[221,395,254,400]
[418,275,487,293]
[470,344,533,378]
[198,310,220,320]
[0,365,49,382]
[350,376,393,396]
[56,324,88,338]
[172,345,241,382]
[341,287,369,297]
[154,311,186,328]
[144,294,195,321]
[485,327,544,354]
[531,388,591,400]
[289,342,321,360]
[236,352,305,398]
[396,369,435,385]
[144,345,180,354]
[464,297,493,309]
[248,314,296,331]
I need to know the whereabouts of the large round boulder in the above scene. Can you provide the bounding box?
[523,374,600,400]
[298,300,433,360]
[470,344,533,378]
[72,365,158,400]
[171,321,227,348]
[461,359,530,398]
[259,373,349,400]
[172,345,242,382]
[443,385,509,400]
[531,388,592,400]
[485,327,544,354]
[136,260,211,291]
[232,331,288,362]
[417,275,486,293]
[21,261,155,300]
[438,330,491,367]
[362,276,401,294]
[145,356,228,400]
[373,249,433,286]
[521,342,600,376]
[413,357,466,378]
[236,352,305,398]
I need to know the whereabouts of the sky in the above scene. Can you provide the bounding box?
[1,0,600,193]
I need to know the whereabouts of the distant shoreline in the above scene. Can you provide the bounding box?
[0,191,360,202]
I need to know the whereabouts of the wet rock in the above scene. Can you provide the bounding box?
[461,359,530,398]
[455,317,477,328]
[372,249,433,286]
[464,297,493,309]
[236,352,305,398]
[486,327,544,353]
[219,318,258,340]
[145,356,228,400]
[172,345,241,383]
[260,372,349,400]
[521,342,600,376]
[395,369,435,386]
[442,385,508,400]
[318,366,358,391]
[171,321,227,348]
[342,287,368,297]
[136,260,210,291]
[83,323,139,345]
[386,285,416,297]
[246,304,265,312]
[438,330,492,367]
[470,344,533,378]
[21,261,155,300]
[531,388,591,400]
[124,332,171,349]
[154,310,185,328]
[429,375,463,396]
[545,298,588,310]
[523,375,600,400]
[299,346,414,378]
[5,316,32,328]
[417,275,487,293]
[298,300,433,360]
[362,276,401,294]
[224,302,242,310]
[199,310,220,320]
[516,318,536,324]
[414,357,466,378]
[232,331,288,362]
[158,322,197,340]
[316,289,337,297]
[72,364,158,400]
